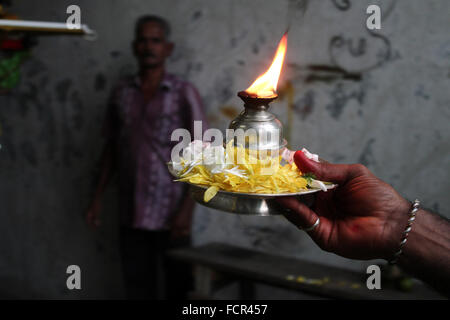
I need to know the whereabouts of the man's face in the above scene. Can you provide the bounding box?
[133,22,173,69]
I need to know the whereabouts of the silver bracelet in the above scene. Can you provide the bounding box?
[388,199,420,265]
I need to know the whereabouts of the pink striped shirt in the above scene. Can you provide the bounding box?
[103,73,207,230]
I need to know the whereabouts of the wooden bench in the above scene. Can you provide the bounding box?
[168,242,444,299]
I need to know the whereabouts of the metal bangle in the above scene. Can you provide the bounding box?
[388,199,420,265]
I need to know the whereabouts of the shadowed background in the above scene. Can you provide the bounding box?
[0,0,448,298]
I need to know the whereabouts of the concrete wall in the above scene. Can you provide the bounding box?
[0,0,448,298]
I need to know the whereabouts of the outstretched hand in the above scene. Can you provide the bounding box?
[277,150,411,260]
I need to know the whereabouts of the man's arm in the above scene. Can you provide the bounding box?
[398,209,450,295]
[276,150,450,296]
[170,185,196,241]
[86,139,116,228]
[86,88,119,228]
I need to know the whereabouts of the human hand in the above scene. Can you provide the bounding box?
[170,196,194,242]
[170,215,191,240]
[276,150,411,260]
[170,215,192,247]
[86,197,102,228]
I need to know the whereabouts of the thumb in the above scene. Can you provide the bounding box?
[294,150,368,185]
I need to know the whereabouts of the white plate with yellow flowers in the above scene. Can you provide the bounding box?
[167,141,336,209]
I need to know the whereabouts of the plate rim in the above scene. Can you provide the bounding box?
[167,161,337,198]
[187,182,336,198]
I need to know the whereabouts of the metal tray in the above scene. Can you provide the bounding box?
[167,162,336,215]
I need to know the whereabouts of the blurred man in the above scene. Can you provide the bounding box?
[86,15,207,299]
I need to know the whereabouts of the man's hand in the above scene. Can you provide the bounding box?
[86,197,102,228]
[170,196,195,242]
[276,150,411,260]
[170,213,191,240]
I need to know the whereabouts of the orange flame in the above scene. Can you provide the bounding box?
[245,32,288,97]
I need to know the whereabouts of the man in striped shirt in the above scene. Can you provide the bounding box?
[86,15,207,299]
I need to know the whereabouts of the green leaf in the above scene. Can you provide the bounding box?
[301,172,316,184]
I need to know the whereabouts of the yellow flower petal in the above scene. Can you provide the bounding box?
[204,185,220,203]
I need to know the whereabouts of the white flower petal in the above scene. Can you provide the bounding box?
[302,148,320,163]
[310,179,327,192]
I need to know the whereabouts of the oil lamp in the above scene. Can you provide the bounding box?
[170,32,334,215]
[189,32,315,215]
[229,32,288,160]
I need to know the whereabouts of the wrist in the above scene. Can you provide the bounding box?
[396,208,434,264]
[394,209,450,295]
[382,197,414,261]
[386,199,421,264]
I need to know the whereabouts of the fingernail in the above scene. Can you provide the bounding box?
[294,150,316,173]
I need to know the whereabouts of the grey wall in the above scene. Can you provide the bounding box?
[0,0,448,298]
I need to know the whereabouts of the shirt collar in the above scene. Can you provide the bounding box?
[133,72,172,91]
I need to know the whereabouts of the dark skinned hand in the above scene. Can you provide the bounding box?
[276,150,411,260]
